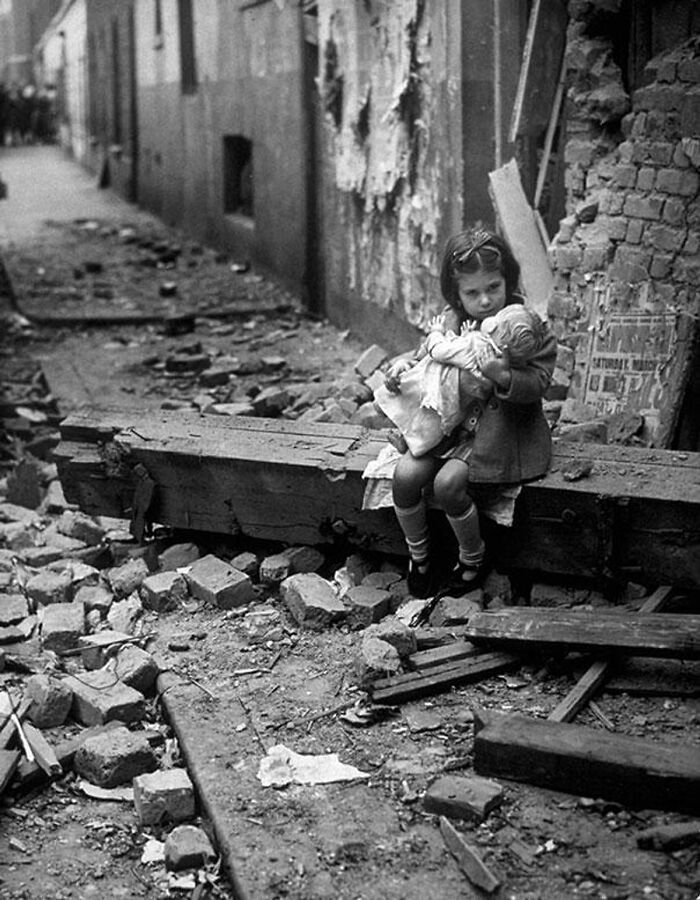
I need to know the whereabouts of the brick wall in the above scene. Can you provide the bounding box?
[546,15,699,440]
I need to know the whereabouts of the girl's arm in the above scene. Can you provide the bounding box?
[488,329,556,403]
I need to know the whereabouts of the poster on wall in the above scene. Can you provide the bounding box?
[580,294,696,447]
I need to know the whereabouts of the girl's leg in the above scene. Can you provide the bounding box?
[393,451,439,596]
[433,459,485,584]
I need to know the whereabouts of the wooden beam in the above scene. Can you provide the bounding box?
[473,708,700,814]
[439,816,501,894]
[549,585,675,722]
[0,750,20,795]
[54,407,700,588]
[463,609,700,660]
[408,641,481,672]
[370,652,521,705]
[488,159,553,319]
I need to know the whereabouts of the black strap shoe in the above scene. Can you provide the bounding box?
[407,557,435,599]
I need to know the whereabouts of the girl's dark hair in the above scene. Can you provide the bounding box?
[439,227,521,312]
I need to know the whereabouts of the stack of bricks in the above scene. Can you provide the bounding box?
[547,12,699,357]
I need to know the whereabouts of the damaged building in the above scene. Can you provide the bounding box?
[0,2,699,899]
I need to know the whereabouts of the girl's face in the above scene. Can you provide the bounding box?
[455,268,507,320]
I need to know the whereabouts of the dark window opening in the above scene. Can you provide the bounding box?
[154,0,162,36]
[223,136,253,217]
[177,0,197,94]
[111,18,122,145]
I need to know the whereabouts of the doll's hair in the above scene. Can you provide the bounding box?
[439,227,521,312]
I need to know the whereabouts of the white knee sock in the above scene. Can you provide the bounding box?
[395,500,430,562]
[447,504,485,567]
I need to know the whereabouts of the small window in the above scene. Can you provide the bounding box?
[154,0,162,36]
[178,0,197,93]
[223,135,253,217]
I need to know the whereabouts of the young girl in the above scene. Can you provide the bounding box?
[384,226,557,598]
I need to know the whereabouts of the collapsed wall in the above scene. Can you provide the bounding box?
[548,3,699,446]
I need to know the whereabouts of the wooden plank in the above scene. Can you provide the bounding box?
[0,697,32,750]
[370,653,521,705]
[473,708,700,814]
[408,641,481,672]
[21,723,62,777]
[508,0,568,141]
[463,609,700,660]
[54,408,700,587]
[549,586,675,722]
[439,816,501,894]
[0,749,20,795]
[488,159,552,319]
[601,658,700,697]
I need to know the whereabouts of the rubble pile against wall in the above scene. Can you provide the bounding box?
[548,3,700,401]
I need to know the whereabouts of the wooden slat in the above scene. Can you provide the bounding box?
[370,653,520,704]
[549,585,675,722]
[488,159,552,319]
[0,749,20,795]
[473,708,700,814]
[464,609,700,660]
[408,641,481,672]
[439,816,501,894]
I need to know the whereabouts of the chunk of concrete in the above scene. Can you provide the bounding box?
[158,542,200,571]
[280,573,346,630]
[139,570,188,611]
[56,510,105,546]
[107,593,143,635]
[0,593,29,626]
[259,553,291,585]
[344,586,390,628]
[356,635,401,684]
[363,616,417,658]
[73,581,114,616]
[164,825,216,871]
[184,554,255,609]
[73,725,157,787]
[106,557,150,598]
[133,767,196,825]
[113,644,159,694]
[24,674,73,728]
[26,568,72,606]
[282,545,325,575]
[428,593,482,627]
[64,669,145,726]
[423,774,504,822]
[40,601,85,652]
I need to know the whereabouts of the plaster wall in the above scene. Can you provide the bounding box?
[135,0,307,289]
[315,0,464,350]
[38,0,88,162]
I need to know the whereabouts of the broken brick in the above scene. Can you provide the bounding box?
[26,568,72,606]
[64,668,146,726]
[0,593,29,626]
[133,767,196,825]
[164,824,216,871]
[113,644,159,694]
[139,570,188,611]
[344,586,390,628]
[423,774,504,822]
[259,553,291,585]
[56,510,105,546]
[78,630,133,669]
[73,724,157,787]
[24,674,73,728]
[40,601,85,652]
[185,554,255,609]
[107,557,150,598]
[281,573,346,630]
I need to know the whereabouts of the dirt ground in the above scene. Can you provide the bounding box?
[1,210,699,900]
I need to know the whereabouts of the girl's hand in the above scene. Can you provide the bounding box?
[384,358,414,393]
[479,348,512,390]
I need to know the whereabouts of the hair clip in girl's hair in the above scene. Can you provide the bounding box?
[451,240,502,268]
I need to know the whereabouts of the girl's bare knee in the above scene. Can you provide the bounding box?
[433,463,472,514]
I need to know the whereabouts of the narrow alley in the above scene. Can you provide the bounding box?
[1,2,700,900]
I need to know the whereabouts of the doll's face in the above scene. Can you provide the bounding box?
[455,269,506,321]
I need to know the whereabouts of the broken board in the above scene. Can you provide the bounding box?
[473,707,700,814]
[54,406,700,588]
[463,609,700,660]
